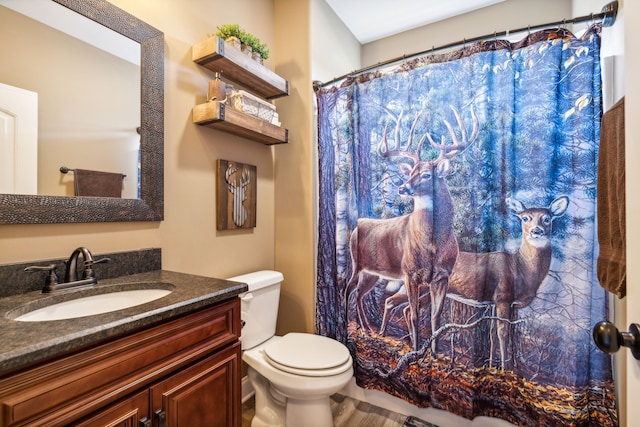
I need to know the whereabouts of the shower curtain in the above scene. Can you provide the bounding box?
[315,26,617,426]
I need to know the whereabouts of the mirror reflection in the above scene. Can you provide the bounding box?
[0,0,140,198]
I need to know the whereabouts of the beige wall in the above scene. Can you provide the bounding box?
[270,0,361,336]
[311,0,361,83]
[362,0,572,67]
[272,0,314,334]
[108,0,280,279]
[0,0,279,282]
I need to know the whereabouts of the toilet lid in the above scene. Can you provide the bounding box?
[263,333,351,374]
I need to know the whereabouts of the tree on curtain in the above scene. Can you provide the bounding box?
[316,26,617,426]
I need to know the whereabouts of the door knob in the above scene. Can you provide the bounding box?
[592,321,640,360]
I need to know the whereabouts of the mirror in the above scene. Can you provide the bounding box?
[0,0,164,223]
[1,1,141,198]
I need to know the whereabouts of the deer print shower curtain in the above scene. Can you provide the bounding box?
[315,26,617,426]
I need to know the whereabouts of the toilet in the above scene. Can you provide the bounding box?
[228,270,353,427]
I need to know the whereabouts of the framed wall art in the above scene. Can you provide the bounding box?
[216,159,257,230]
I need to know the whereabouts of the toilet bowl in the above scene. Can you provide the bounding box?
[244,334,353,427]
[228,271,353,427]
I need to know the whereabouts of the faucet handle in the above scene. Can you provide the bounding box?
[82,257,110,279]
[25,264,60,292]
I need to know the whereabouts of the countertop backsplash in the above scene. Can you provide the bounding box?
[0,248,161,298]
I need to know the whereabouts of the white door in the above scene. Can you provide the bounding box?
[626,2,640,427]
[0,82,38,194]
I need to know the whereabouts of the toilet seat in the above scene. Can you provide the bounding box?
[262,333,352,377]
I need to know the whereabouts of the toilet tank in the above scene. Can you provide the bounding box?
[227,270,283,350]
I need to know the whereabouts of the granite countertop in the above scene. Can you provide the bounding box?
[0,270,247,375]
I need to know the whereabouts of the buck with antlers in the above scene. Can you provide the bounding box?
[225,163,251,227]
[378,195,569,369]
[346,105,479,352]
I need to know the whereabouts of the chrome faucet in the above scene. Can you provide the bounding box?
[25,247,110,293]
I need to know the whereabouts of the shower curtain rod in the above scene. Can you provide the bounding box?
[314,0,618,89]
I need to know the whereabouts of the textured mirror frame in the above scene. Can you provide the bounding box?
[0,0,164,224]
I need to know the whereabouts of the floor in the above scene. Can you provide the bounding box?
[242,394,437,427]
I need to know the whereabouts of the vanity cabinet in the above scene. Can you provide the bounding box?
[192,36,289,145]
[149,345,238,427]
[0,298,241,427]
[70,390,150,427]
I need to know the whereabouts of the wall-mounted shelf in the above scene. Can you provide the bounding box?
[192,36,289,100]
[192,36,290,145]
[193,101,288,145]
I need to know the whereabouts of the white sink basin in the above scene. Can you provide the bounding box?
[13,289,172,322]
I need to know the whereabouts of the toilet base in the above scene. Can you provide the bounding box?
[249,367,285,427]
[285,396,333,427]
[247,366,348,427]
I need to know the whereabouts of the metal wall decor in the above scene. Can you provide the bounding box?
[216,159,257,230]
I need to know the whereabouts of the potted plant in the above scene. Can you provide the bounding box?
[240,31,271,62]
[253,41,270,62]
[238,30,256,57]
[215,24,242,49]
[215,24,270,63]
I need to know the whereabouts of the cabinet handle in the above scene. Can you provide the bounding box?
[154,409,166,427]
[139,417,151,427]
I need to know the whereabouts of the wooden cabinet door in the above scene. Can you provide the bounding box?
[150,342,241,427]
[70,390,150,427]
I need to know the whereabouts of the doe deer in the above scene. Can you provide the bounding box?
[378,195,569,368]
[346,106,479,352]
